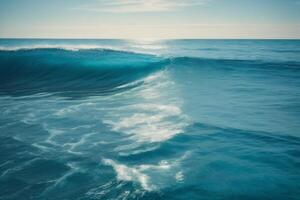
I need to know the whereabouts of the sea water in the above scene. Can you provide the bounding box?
[0,39,300,199]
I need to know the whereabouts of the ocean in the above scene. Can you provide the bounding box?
[0,39,300,199]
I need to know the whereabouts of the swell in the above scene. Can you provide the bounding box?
[185,122,300,145]
[170,56,300,71]
[1,48,299,97]
[0,48,168,97]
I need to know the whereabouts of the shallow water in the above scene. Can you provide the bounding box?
[0,39,300,199]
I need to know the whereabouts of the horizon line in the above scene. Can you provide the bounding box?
[1,37,300,40]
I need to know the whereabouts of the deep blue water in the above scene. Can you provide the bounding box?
[0,39,300,199]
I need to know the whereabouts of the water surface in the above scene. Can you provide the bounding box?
[0,39,300,199]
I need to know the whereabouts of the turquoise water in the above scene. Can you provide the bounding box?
[0,39,300,199]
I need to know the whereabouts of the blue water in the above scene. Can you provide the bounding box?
[0,39,300,199]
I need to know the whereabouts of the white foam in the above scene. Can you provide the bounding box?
[103,71,189,144]
[42,124,66,145]
[138,160,171,171]
[102,159,154,191]
[118,145,159,156]
[175,171,184,182]
[138,71,176,100]
[63,132,97,153]
[102,152,190,191]
[86,181,114,197]
[115,79,143,89]
[32,143,55,152]
[54,102,95,117]
[104,102,188,143]
[130,104,182,116]
[143,70,168,82]
[21,112,38,124]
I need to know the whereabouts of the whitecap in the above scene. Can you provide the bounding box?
[175,171,184,182]
[102,159,154,191]
[102,152,190,191]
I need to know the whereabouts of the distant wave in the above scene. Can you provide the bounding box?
[0,44,124,52]
[170,56,300,70]
[0,44,163,58]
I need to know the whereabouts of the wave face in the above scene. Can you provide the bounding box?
[0,48,168,97]
[1,39,300,200]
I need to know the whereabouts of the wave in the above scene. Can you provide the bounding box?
[170,56,300,68]
[1,47,299,97]
[183,121,300,146]
[0,48,168,97]
[0,44,128,52]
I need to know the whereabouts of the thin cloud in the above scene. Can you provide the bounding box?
[77,0,209,13]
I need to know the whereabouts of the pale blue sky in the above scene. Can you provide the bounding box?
[0,0,299,38]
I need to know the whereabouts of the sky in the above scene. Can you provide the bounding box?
[0,0,299,39]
